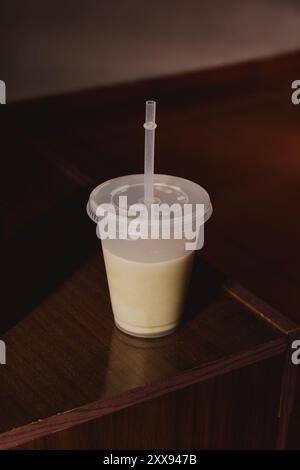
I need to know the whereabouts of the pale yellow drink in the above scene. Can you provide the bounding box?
[87,173,212,338]
[103,246,194,337]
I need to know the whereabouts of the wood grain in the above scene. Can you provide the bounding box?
[0,249,285,449]
[14,356,284,450]
[2,51,300,449]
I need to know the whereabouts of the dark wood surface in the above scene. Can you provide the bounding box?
[0,249,286,448]
[1,51,300,449]
[15,356,284,450]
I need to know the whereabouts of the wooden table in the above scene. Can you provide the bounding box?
[1,51,300,449]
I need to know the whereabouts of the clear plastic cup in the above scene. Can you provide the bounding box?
[87,174,212,338]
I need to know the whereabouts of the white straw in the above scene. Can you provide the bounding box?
[143,100,157,203]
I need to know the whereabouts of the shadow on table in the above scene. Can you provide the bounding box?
[2,188,98,335]
[182,253,227,323]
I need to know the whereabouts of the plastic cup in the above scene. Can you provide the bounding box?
[87,174,212,338]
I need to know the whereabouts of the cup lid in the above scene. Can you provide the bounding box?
[87,174,212,224]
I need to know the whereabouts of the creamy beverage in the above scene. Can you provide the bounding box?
[103,246,194,337]
[87,101,212,338]
[87,173,212,338]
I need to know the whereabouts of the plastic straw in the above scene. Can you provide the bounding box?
[144,100,157,203]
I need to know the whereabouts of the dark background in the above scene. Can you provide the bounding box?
[2,0,300,101]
